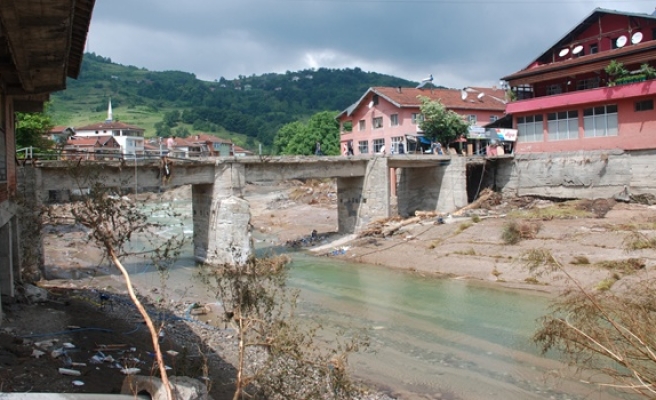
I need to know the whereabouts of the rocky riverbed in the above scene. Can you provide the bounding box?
[3,180,656,400]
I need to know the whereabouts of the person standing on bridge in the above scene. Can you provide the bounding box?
[315,141,323,156]
[166,136,177,155]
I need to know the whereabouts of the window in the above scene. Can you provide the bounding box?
[546,84,562,95]
[635,99,654,112]
[517,114,544,143]
[358,120,366,131]
[589,43,598,54]
[391,136,404,153]
[372,95,379,106]
[390,114,399,126]
[373,116,383,129]
[489,115,499,123]
[584,105,618,137]
[515,84,534,100]
[411,113,423,124]
[577,77,600,90]
[468,114,477,124]
[358,140,369,154]
[547,111,578,141]
[373,138,385,153]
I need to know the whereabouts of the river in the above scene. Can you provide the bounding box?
[121,199,630,400]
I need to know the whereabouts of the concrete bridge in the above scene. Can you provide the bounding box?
[19,155,470,265]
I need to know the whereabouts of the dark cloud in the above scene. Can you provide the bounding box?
[88,1,651,88]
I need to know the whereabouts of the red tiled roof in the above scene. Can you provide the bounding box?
[50,126,74,134]
[233,145,253,154]
[188,133,232,144]
[66,138,98,146]
[66,135,119,147]
[76,121,144,131]
[371,87,507,111]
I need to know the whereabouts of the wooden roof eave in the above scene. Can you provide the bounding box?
[504,42,656,86]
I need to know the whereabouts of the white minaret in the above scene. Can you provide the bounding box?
[106,98,113,122]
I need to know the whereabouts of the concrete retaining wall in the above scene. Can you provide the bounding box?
[487,150,656,199]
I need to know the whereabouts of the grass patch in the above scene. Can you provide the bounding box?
[507,200,594,220]
[596,258,645,273]
[471,215,481,223]
[453,247,476,256]
[501,220,542,245]
[623,232,656,251]
[595,278,617,291]
[524,276,540,284]
[455,221,473,234]
[570,255,590,265]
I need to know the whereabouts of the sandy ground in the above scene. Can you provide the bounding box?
[4,180,656,400]
[246,182,656,295]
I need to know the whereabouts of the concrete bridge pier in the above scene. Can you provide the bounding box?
[395,156,468,217]
[192,163,253,265]
[336,156,391,233]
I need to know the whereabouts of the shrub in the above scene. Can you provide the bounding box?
[501,220,541,244]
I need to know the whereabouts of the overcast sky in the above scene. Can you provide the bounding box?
[87,0,652,90]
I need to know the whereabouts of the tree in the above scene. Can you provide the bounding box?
[418,96,470,145]
[201,255,367,400]
[525,248,656,398]
[15,111,55,150]
[64,166,186,400]
[273,121,304,154]
[275,111,340,155]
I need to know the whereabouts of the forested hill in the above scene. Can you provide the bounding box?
[51,53,420,149]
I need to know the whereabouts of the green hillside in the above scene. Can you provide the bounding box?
[50,53,420,151]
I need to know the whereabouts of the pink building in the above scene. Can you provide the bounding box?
[502,8,656,153]
[337,86,507,155]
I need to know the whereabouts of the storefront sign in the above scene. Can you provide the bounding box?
[492,128,517,142]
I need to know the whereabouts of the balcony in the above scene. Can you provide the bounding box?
[506,79,656,114]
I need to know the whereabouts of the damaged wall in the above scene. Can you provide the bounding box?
[488,150,654,199]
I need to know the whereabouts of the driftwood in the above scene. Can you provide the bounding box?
[381,216,421,237]
[452,188,497,216]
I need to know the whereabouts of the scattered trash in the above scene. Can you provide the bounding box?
[71,362,87,367]
[166,350,179,357]
[58,368,82,376]
[120,367,141,375]
[329,246,349,256]
[34,339,58,349]
[72,380,85,386]
[63,342,76,349]
[31,349,45,359]
[51,348,65,359]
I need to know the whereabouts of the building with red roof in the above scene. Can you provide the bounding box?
[502,7,656,153]
[337,86,507,155]
[74,100,145,157]
[63,135,121,160]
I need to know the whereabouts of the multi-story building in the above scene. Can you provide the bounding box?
[337,86,507,155]
[75,101,145,158]
[502,8,656,153]
[0,0,95,321]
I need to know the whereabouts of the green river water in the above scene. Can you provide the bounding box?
[120,200,632,400]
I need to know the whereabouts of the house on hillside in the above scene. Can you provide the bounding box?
[502,7,656,153]
[188,134,234,156]
[156,134,235,158]
[63,135,121,160]
[337,86,507,156]
[74,100,145,157]
[233,145,254,157]
[0,0,95,322]
[47,126,76,146]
